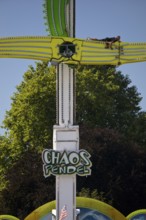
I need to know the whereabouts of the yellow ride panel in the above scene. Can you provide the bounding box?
[0,36,146,65]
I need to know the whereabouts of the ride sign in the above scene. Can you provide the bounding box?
[42,149,92,177]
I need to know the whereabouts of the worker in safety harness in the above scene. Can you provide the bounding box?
[88,36,121,49]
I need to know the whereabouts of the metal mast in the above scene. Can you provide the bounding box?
[53,1,78,219]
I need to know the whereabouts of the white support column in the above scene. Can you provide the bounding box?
[56,64,75,126]
[53,91,79,220]
[53,1,77,219]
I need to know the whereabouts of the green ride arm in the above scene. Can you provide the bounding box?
[43,0,69,36]
[53,0,69,36]
[43,0,57,36]
[59,0,69,36]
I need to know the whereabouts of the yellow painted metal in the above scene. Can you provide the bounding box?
[0,36,53,61]
[24,197,127,220]
[0,36,146,65]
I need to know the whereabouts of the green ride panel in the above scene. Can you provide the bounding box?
[43,0,69,36]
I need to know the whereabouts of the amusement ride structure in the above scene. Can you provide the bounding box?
[1,0,146,220]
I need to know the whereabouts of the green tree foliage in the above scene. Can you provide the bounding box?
[0,136,15,190]
[126,111,146,147]
[0,149,55,218]
[0,63,146,217]
[77,126,146,215]
[3,62,56,154]
[1,126,146,217]
[4,63,146,152]
[77,187,112,205]
[76,65,141,132]
[76,65,146,146]
[2,63,145,150]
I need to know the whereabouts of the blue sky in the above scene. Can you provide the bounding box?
[0,0,146,135]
